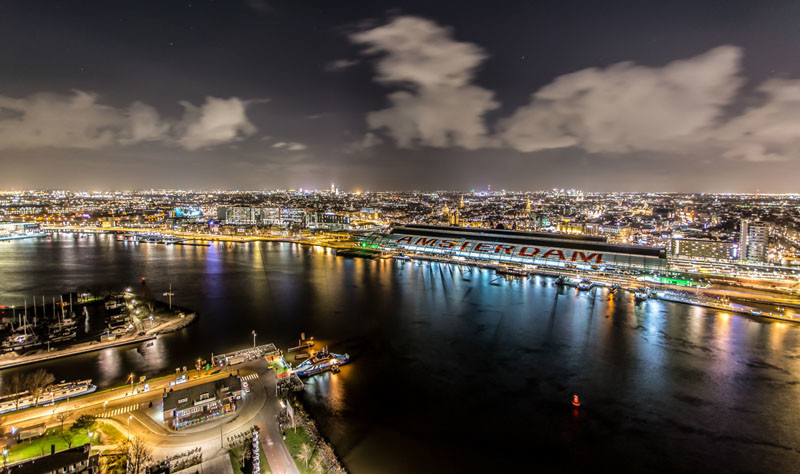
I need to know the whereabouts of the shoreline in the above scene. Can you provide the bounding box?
[290,395,348,474]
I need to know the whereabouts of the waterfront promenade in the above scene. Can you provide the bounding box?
[1,358,299,473]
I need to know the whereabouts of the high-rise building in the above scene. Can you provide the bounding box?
[740,220,768,262]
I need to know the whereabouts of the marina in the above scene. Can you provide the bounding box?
[0,288,197,369]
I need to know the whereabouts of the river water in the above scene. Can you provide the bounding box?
[1,234,799,473]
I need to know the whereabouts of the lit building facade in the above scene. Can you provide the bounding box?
[163,375,243,430]
[740,220,768,262]
[669,238,736,262]
[366,224,666,272]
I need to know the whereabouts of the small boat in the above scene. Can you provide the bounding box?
[634,287,652,301]
[577,277,594,291]
[393,254,411,261]
[554,275,566,286]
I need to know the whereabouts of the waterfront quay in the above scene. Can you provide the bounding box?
[0,351,300,474]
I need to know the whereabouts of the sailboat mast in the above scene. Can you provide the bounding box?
[59,295,64,330]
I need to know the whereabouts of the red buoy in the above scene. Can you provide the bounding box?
[572,394,581,407]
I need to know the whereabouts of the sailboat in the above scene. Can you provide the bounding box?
[47,296,77,343]
[2,301,42,352]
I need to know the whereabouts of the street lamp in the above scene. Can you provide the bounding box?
[127,415,133,440]
[252,330,257,348]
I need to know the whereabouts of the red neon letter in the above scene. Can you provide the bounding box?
[415,237,438,246]
[396,236,413,244]
[541,249,566,260]
[494,245,515,255]
[571,252,603,264]
[438,239,456,249]
[518,247,540,258]
[473,243,491,252]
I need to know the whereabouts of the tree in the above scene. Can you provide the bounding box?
[26,369,55,406]
[121,436,152,474]
[60,429,75,448]
[71,414,95,432]
[297,442,313,468]
[311,454,326,474]
[1,373,27,411]
[54,410,72,433]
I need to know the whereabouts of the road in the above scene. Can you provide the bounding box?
[2,359,300,473]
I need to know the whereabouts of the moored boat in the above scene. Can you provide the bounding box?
[0,379,96,413]
[293,348,350,378]
[634,287,652,301]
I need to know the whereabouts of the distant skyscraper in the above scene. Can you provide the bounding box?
[330,183,335,194]
[740,220,768,262]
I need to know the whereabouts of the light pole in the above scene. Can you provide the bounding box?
[127,415,132,440]
[252,330,256,348]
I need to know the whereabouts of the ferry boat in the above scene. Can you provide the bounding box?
[634,287,652,301]
[293,348,350,378]
[0,379,96,414]
[496,266,529,277]
[393,254,411,261]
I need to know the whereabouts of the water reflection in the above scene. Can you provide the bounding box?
[0,236,799,473]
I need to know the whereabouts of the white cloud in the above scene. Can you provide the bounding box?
[325,59,360,72]
[350,17,800,162]
[272,141,307,151]
[712,79,800,161]
[0,90,259,151]
[351,16,499,149]
[120,101,169,144]
[500,46,743,154]
[176,97,256,150]
[0,91,124,149]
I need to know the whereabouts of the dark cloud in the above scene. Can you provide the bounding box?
[0,0,799,191]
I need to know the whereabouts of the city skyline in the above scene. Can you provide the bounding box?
[2,1,800,191]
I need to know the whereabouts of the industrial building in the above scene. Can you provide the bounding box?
[366,224,667,272]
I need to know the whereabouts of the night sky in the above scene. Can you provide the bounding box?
[1,0,800,192]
